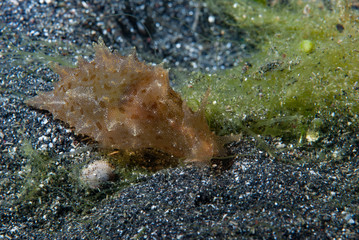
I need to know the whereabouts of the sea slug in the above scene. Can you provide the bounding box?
[26,39,220,165]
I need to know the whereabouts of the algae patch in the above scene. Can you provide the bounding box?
[12,140,149,228]
[180,0,359,141]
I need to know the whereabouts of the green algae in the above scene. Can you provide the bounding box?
[179,0,359,142]
[15,140,149,222]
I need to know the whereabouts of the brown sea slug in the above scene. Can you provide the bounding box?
[26,40,221,164]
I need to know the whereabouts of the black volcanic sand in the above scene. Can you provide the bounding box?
[1,0,358,239]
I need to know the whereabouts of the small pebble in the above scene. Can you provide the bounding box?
[81,160,115,189]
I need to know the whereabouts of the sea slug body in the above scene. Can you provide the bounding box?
[26,39,220,164]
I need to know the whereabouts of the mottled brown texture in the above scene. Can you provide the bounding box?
[26,40,219,164]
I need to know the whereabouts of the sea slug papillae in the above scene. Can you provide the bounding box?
[26,40,221,164]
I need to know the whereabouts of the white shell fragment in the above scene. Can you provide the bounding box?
[81,160,115,189]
